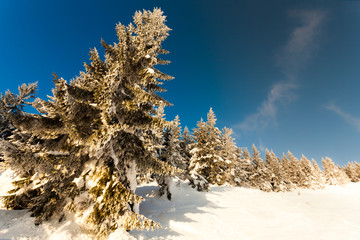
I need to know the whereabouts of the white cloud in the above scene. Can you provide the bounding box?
[236,81,297,131]
[236,9,326,132]
[277,10,326,80]
[325,103,360,132]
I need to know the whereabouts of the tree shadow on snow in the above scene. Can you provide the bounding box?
[209,185,237,193]
[130,182,224,239]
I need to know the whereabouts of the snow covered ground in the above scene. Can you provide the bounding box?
[1,170,360,240]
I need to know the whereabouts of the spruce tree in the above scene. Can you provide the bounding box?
[157,115,187,199]
[180,126,193,171]
[355,162,360,181]
[311,159,326,188]
[0,9,176,238]
[219,127,238,185]
[281,153,295,190]
[299,155,316,189]
[189,108,227,185]
[344,162,360,182]
[161,115,187,170]
[322,157,349,185]
[233,148,253,187]
[249,145,271,191]
[287,151,306,188]
[265,150,287,191]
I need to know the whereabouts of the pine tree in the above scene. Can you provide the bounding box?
[311,159,326,188]
[180,126,193,171]
[299,155,316,189]
[219,127,238,185]
[353,162,360,182]
[161,115,187,169]
[0,9,177,238]
[157,115,187,199]
[233,147,253,187]
[265,150,287,192]
[189,108,228,185]
[287,151,306,188]
[354,162,360,181]
[322,157,350,185]
[281,153,295,190]
[249,145,271,191]
[344,162,360,182]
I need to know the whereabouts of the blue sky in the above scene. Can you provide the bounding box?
[1,0,360,166]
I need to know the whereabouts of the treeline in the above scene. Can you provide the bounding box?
[155,107,360,193]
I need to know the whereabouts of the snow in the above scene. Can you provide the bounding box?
[110,141,121,172]
[125,161,139,213]
[132,181,360,240]
[147,68,155,74]
[1,170,360,240]
[73,177,85,188]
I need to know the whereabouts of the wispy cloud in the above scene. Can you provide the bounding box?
[325,103,360,132]
[236,9,326,132]
[277,10,326,80]
[236,81,297,131]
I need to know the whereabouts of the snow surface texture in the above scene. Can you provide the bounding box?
[1,171,360,240]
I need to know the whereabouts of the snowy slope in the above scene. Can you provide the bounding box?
[1,170,360,240]
[132,180,360,240]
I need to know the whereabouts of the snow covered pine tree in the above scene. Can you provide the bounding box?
[0,8,177,239]
[157,115,187,200]
[219,127,240,186]
[180,126,193,171]
[322,157,350,185]
[189,108,228,186]
[248,145,272,191]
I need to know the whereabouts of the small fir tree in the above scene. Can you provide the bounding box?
[249,145,271,191]
[157,115,187,199]
[161,115,187,170]
[299,155,317,189]
[180,126,193,171]
[265,150,287,192]
[344,162,360,182]
[322,157,350,185]
[219,127,239,185]
[287,151,306,188]
[311,159,326,188]
[281,153,296,190]
[189,108,228,185]
[233,148,253,187]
